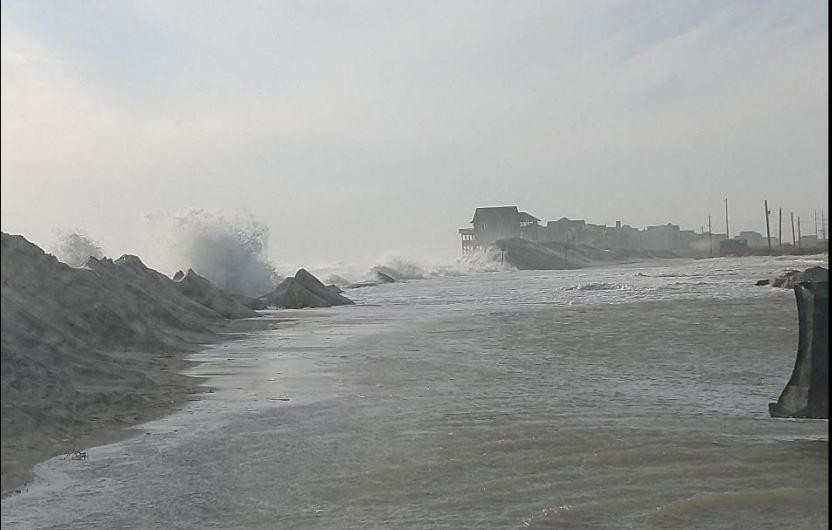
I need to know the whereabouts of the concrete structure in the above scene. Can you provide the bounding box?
[769,281,828,419]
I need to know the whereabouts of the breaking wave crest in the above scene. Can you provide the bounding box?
[148,209,279,297]
[370,247,514,280]
[316,247,514,288]
[566,282,633,291]
[51,230,105,267]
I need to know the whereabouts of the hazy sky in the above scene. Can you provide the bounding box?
[1,0,828,268]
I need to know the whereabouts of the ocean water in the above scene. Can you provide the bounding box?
[2,255,828,529]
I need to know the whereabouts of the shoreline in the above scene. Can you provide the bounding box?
[1,315,286,497]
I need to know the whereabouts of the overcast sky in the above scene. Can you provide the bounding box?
[1,0,828,268]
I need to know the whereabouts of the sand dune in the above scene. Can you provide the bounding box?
[0,233,263,493]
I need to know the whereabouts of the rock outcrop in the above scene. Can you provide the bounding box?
[172,269,258,319]
[254,268,355,309]
[769,281,829,419]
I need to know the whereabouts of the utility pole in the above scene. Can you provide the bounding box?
[822,210,827,241]
[815,209,819,236]
[707,216,712,254]
[797,216,802,247]
[764,200,771,248]
[791,212,796,246]
[724,198,730,240]
[778,208,782,247]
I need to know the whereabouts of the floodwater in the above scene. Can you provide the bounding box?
[2,255,829,529]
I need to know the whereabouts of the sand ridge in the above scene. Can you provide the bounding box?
[0,233,278,494]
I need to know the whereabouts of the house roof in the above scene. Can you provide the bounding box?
[550,217,585,225]
[518,211,541,222]
[470,206,519,223]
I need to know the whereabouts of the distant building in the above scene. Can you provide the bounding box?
[643,223,681,252]
[459,206,779,258]
[605,221,641,251]
[737,231,766,249]
[679,229,700,252]
[543,217,586,243]
[458,206,540,254]
[800,235,819,248]
[518,211,542,241]
[720,239,748,256]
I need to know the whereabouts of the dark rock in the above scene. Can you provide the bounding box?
[769,281,828,419]
[755,279,770,286]
[374,270,396,283]
[369,266,400,283]
[326,284,344,294]
[295,269,354,305]
[254,278,328,309]
[254,268,354,309]
[173,269,258,319]
[771,267,828,289]
[798,266,829,283]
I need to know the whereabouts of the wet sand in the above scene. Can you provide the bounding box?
[1,316,286,496]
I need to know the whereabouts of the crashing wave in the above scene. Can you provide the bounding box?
[370,248,515,281]
[147,209,279,297]
[51,230,105,268]
[316,248,514,288]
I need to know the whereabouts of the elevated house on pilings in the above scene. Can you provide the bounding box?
[457,206,541,254]
[458,227,478,255]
